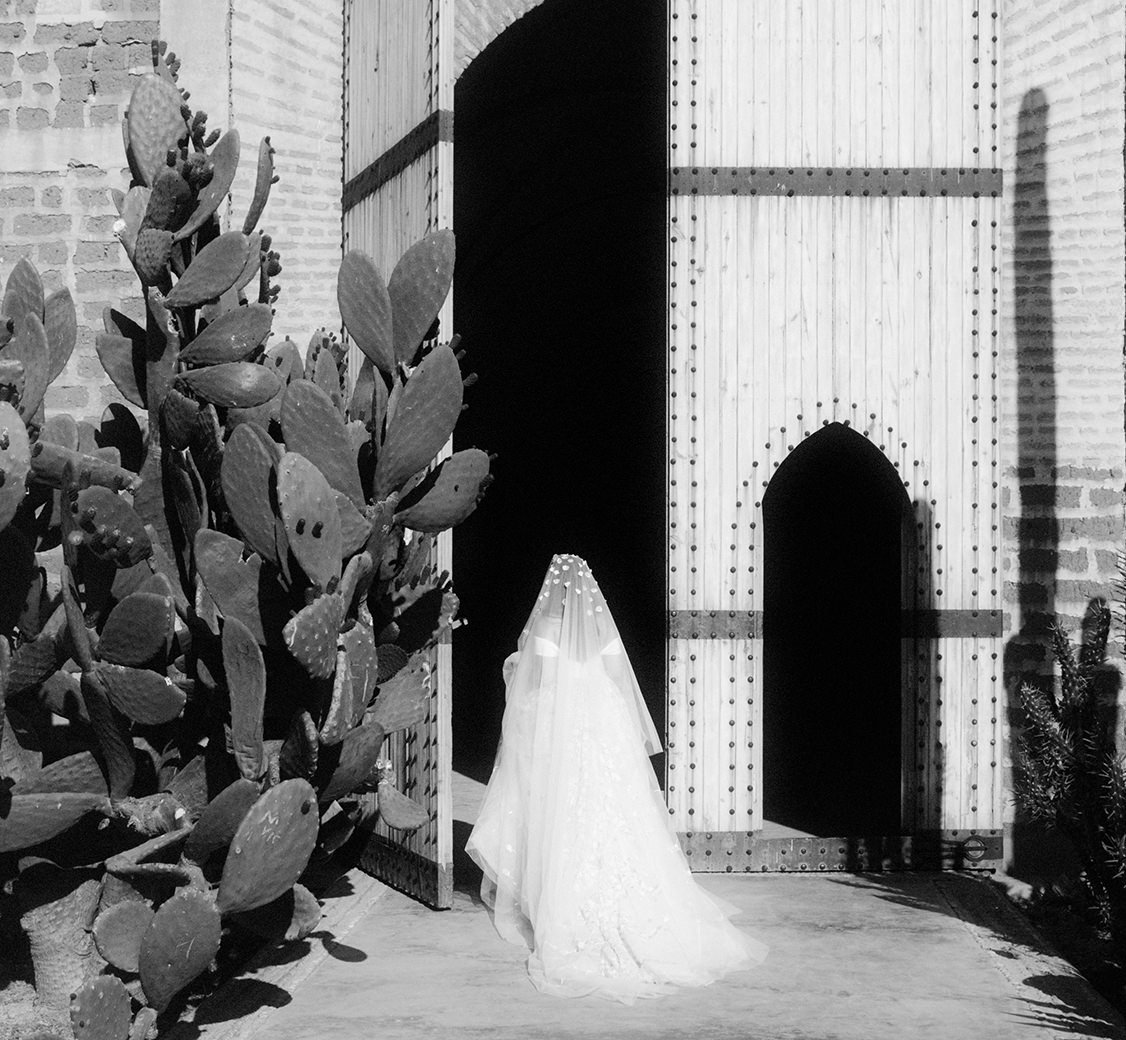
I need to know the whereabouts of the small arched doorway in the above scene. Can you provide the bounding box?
[762,423,910,837]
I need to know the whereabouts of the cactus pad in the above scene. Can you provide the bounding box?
[69,974,132,1040]
[194,530,271,643]
[337,251,394,377]
[17,750,106,795]
[92,663,186,725]
[182,776,260,866]
[176,361,280,408]
[138,888,222,1011]
[233,881,320,943]
[342,617,379,721]
[216,778,318,914]
[372,344,463,497]
[277,452,342,592]
[221,616,266,783]
[7,312,50,419]
[377,780,429,832]
[369,658,430,733]
[315,718,386,803]
[242,135,277,235]
[95,332,146,409]
[165,231,253,308]
[336,492,370,556]
[134,227,175,286]
[179,303,273,365]
[30,440,140,494]
[395,448,491,532]
[68,486,152,568]
[125,74,188,187]
[92,901,155,973]
[43,287,77,383]
[2,255,44,326]
[282,590,344,679]
[0,400,30,532]
[318,649,354,746]
[387,229,455,365]
[174,128,241,243]
[97,592,175,667]
[264,337,302,385]
[281,379,364,507]
[220,422,282,565]
[0,789,111,852]
[278,710,318,781]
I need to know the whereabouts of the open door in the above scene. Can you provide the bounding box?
[343,0,454,908]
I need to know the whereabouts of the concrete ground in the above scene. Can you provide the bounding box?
[171,777,1126,1040]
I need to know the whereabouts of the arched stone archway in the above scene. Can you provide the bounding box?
[762,423,911,837]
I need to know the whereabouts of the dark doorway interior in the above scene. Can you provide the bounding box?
[762,423,908,836]
[452,0,667,783]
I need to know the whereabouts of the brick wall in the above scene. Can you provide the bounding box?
[0,0,158,421]
[166,0,343,349]
[1000,0,1126,684]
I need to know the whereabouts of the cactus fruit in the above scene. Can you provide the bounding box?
[125,74,189,187]
[280,379,364,507]
[182,776,260,866]
[387,229,455,365]
[92,901,155,973]
[372,343,463,498]
[0,400,30,532]
[282,591,344,679]
[215,778,318,914]
[68,486,152,568]
[69,975,133,1040]
[337,251,394,377]
[43,288,77,383]
[377,780,429,832]
[179,303,273,365]
[276,452,342,592]
[164,231,253,308]
[138,888,222,1011]
[221,617,266,783]
[175,360,280,408]
[94,592,175,667]
[395,448,491,532]
[174,128,241,244]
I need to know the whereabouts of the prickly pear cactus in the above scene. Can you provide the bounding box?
[70,975,133,1040]
[138,888,222,1011]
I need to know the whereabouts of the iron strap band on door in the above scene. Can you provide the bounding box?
[668,166,1003,198]
[667,610,1003,639]
[342,109,455,213]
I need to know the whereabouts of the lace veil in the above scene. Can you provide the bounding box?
[509,553,661,755]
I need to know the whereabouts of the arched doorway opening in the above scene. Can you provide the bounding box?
[451,0,668,782]
[762,423,910,836]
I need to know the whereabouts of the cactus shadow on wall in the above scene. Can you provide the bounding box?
[1003,88,1066,876]
[451,0,667,784]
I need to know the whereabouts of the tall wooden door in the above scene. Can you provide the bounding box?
[343,0,455,907]
[667,0,1005,871]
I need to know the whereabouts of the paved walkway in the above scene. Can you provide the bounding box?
[170,778,1126,1040]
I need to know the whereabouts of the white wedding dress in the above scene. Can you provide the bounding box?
[466,554,767,1003]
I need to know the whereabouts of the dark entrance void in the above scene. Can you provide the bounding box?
[452,0,667,782]
[762,423,908,836]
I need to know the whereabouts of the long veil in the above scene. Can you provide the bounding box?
[467,553,766,1003]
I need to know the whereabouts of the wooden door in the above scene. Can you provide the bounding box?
[667,0,1005,871]
[343,0,455,907]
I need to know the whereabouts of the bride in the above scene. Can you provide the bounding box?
[466,554,767,1003]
